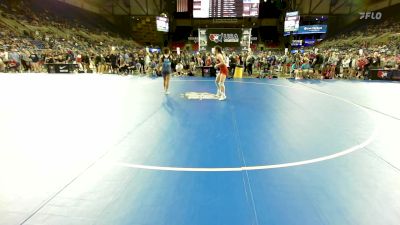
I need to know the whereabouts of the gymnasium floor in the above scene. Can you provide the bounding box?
[0,73,399,225]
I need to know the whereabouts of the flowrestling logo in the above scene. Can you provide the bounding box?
[359,12,382,20]
[209,33,239,43]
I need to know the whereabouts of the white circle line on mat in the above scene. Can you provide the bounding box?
[108,79,378,172]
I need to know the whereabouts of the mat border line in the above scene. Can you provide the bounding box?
[109,79,378,172]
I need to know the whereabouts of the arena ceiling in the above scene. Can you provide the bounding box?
[58,0,400,16]
[57,0,164,16]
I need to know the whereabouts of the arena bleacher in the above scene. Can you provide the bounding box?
[0,0,399,78]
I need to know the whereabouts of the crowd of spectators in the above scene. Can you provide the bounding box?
[0,0,141,73]
[248,18,400,80]
[250,48,399,80]
[1,0,400,80]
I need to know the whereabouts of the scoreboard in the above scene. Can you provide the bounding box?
[193,0,259,18]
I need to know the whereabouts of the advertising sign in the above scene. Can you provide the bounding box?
[156,16,169,32]
[304,39,316,46]
[295,25,327,34]
[205,28,243,50]
[198,28,251,51]
[284,11,300,32]
[291,40,303,47]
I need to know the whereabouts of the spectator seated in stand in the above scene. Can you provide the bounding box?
[300,59,312,79]
[175,62,184,76]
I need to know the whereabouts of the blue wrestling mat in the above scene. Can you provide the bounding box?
[0,74,399,225]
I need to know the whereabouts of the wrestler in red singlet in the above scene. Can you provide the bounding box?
[214,46,227,100]
[217,58,229,76]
